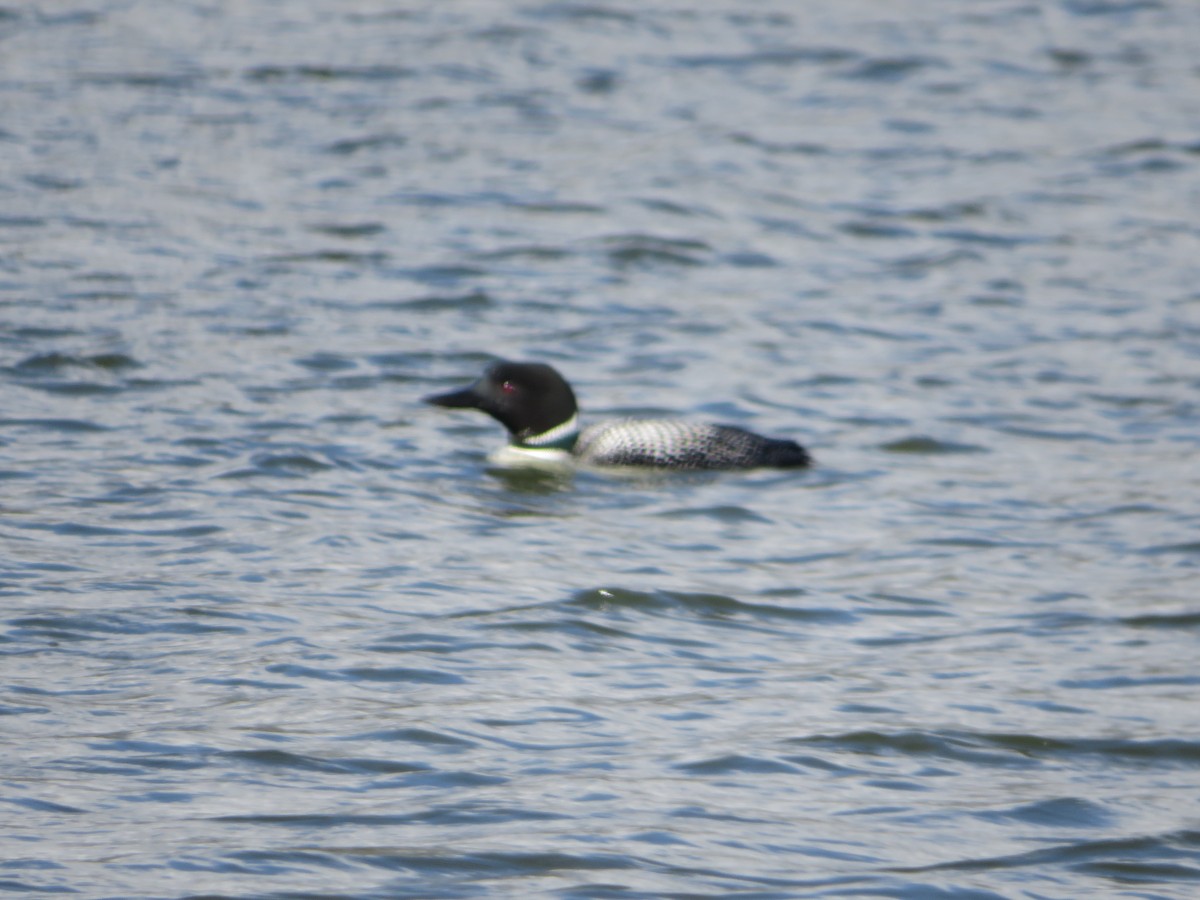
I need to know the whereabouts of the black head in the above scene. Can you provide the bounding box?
[424,360,579,441]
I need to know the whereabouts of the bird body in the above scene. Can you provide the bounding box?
[426,361,811,471]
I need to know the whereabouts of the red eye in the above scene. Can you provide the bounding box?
[501,381,517,394]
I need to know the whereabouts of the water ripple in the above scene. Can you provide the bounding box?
[4,1,1200,897]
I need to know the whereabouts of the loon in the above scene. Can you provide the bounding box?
[425,361,811,470]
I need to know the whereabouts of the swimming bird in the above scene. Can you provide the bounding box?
[425,360,811,470]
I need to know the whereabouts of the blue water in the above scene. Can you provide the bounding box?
[3,1,1200,897]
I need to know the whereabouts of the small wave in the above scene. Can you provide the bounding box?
[306,221,386,238]
[791,730,1200,768]
[1119,611,1200,629]
[894,828,1200,884]
[370,289,493,311]
[323,133,407,155]
[880,436,988,454]
[1140,541,1200,556]
[340,727,478,749]
[244,64,416,83]
[673,47,857,70]
[569,587,859,625]
[0,417,110,433]
[11,351,140,374]
[840,55,944,83]
[225,749,428,776]
[76,71,201,89]
[264,663,465,685]
[218,453,335,479]
[598,234,712,269]
[259,250,387,266]
[674,752,805,776]
[294,352,358,373]
[974,796,1114,829]
[6,610,247,643]
[840,220,918,239]
[654,504,773,524]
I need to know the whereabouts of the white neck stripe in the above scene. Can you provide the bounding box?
[522,414,580,447]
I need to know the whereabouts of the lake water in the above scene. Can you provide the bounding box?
[3,1,1200,897]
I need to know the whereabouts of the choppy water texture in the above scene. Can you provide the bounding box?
[3,1,1200,897]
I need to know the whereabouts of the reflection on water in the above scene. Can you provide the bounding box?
[2,0,1200,897]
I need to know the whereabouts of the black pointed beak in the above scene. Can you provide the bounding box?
[424,383,483,409]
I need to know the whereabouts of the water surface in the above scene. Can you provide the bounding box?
[2,1,1200,897]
